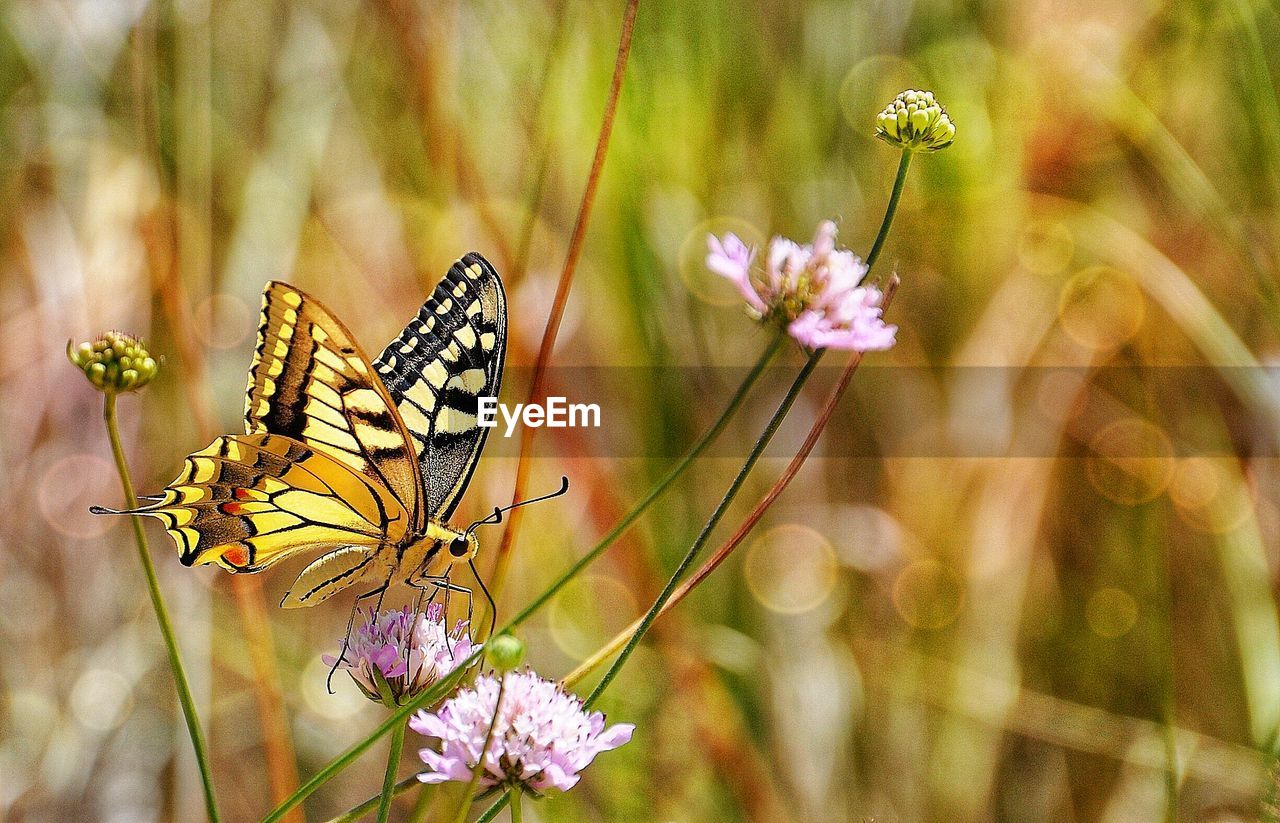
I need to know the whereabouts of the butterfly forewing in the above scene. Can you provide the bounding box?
[246,281,425,529]
[122,433,410,573]
[373,253,507,519]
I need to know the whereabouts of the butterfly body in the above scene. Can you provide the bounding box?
[96,254,506,610]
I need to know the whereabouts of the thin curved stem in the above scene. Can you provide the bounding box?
[104,393,220,823]
[504,334,783,630]
[263,335,778,821]
[474,793,510,823]
[375,714,407,823]
[565,281,898,688]
[450,673,508,823]
[865,151,911,273]
[489,0,642,612]
[584,349,824,707]
[327,775,420,823]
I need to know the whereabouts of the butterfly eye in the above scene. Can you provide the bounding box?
[449,537,470,558]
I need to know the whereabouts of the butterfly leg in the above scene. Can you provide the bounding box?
[326,581,391,695]
[409,572,475,659]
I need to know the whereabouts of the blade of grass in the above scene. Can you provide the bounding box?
[489,0,642,611]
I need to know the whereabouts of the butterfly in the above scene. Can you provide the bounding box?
[94,253,512,610]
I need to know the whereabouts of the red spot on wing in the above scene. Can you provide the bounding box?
[234,488,252,500]
[220,502,245,515]
[222,546,249,567]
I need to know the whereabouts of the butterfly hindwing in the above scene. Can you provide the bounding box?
[373,253,507,519]
[105,434,409,577]
[246,281,425,528]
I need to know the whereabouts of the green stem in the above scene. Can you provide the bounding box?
[865,150,911,273]
[505,334,783,630]
[375,714,407,823]
[510,792,523,823]
[263,336,780,821]
[585,349,824,707]
[327,775,420,823]
[104,393,220,823]
[449,673,508,823]
[263,656,477,822]
[474,794,509,823]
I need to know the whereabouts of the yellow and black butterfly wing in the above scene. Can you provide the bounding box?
[373,253,507,519]
[246,281,425,529]
[94,434,409,588]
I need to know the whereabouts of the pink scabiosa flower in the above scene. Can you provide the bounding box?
[324,603,477,704]
[411,668,633,794]
[707,220,896,352]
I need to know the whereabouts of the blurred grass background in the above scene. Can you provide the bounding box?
[3,0,1280,820]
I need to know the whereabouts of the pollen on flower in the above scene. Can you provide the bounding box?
[67,331,160,393]
[875,89,955,152]
[706,221,897,352]
[324,603,477,704]
[410,668,633,794]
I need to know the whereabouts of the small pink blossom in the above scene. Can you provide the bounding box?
[706,220,896,352]
[324,604,476,703]
[706,232,764,313]
[411,669,633,794]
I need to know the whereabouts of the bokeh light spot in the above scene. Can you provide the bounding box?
[1170,457,1253,534]
[1085,587,1138,638]
[71,669,134,732]
[1085,419,1175,505]
[301,656,367,720]
[891,560,964,630]
[39,453,117,539]
[193,292,255,350]
[1019,220,1074,275]
[1058,265,1144,350]
[549,575,638,661]
[838,55,924,136]
[679,217,766,308]
[744,524,837,615]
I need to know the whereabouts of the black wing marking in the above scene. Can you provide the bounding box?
[372,253,507,519]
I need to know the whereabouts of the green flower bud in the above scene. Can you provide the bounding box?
[875,89,955,152]
[485,633,526,673]
[67,331,161,393]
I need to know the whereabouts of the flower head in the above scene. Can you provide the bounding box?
[67,332,159,393]
[411,669,633,794]
[324,603,477,704]
[875,89,955,152]
[707,221,897,352]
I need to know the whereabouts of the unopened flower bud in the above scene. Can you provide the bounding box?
[486,633,526,673]
[876,89,955,152]
[67,332,160,393]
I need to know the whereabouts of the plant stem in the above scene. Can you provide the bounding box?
[262,337,779,820]
[376,716,407,823]
[450,673,508,823]
[505,335,783,630]
[103,393,220,823]
[474,793,510,823]
[563,281,898,688]
[584,349,824,707]
[489,0,642,612]
[865,150,911,272]
[328,775,420,823]
[510,792,523,823]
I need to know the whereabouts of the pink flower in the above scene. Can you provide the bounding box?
[707,232,764,313]
[324,604,477,703]
[706,220,896,352]
[788,287,897,351]
[411,669,633,794]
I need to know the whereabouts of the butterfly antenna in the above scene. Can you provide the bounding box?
[465,476,570,534]
[469,558,498,642]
